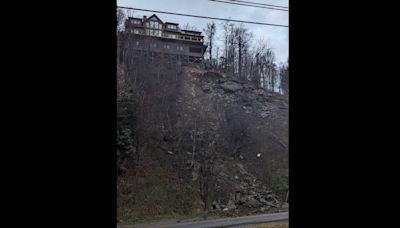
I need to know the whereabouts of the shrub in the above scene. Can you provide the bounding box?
[271,168,288,202]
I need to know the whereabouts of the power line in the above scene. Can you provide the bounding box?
[227,0,288,9]
[209,0,288,11]
[117,6,288,28]
[210,0,288,11]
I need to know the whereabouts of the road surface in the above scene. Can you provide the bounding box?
[120,212,288,228]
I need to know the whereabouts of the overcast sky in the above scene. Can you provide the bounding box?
[117,0,288,64]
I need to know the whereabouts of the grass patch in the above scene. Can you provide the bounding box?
[117,161,204,225]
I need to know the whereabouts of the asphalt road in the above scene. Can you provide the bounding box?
[121,212,288,228]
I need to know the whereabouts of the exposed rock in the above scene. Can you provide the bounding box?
[259,197,268,205]
[204,71,223,78]
[266,194,278,202]
[245,197,263,208]
[201,84,211,92]
[220,81,243,93]
[260,111,270,118]
[212,201,221,210]
[226,199,237,210]
[255,89,265,95]
[256,96,266,102]
[244,176,252,183]
[180,68,286,215]
[265,201,278,207]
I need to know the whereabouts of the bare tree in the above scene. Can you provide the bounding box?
[221,21,230,71]
[215,46,220,69]
[234,25,252,79]
[204,21,216,68]
[279,60,289,95]
[250,39,277,90]
[182,23,199,31]
[265,49,276,91]
[236,28,243,78]
[228,23,236,76]
[117,9,126,32]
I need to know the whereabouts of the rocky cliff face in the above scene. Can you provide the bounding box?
[169,66,289,214]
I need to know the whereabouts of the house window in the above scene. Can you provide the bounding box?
[133,29,139,34]
[133,19,140,25]
[171,34,176,39]
[149,21,157,28]
[167,24,177,30]
[136,41,139,46]
[147,21,162,37]
[189,47,202,53]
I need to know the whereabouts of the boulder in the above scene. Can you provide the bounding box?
[245,197,263,208]
[255,89,265,95]
[226,199,236,210]
[202,84,211,92]
[260,111,270,118]
[204,71,222,78]
[212,201,221,210]
[220,81,243,93]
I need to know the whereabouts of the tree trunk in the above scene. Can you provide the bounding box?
[238,35,242,79]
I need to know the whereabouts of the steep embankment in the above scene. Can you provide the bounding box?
[117,65,288,223]
[175,66,288,213]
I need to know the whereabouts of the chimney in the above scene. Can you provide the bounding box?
[143,16,147,22]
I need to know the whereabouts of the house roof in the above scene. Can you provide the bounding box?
[128,17,142,20]
[165,22,179,25]
[181,29,202,34]
[146,14,163,24]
